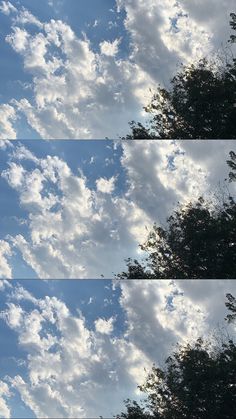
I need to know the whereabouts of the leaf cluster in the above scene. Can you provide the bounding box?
[118,196,236,279]
[116,338,236,419]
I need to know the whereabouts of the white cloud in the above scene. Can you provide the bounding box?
[0,380,11,419]
[6,27,29,52]
[0,240,12,279]
[0,302,24,329]
[10,143,39,163]
[2,162,26,188]
[120,140,210,224]
[118,279,236,367]
[1,146,152,278]
[96,176,116,194]
[179,0,236,52]
[0,104,17,140]
[0,288,151,417]
[13,8,43,28]
[0,280,11,292]
[0,140,13,150]
[0,1,16,16]
[100,38,120,56]
[116,0,211,85]
[95,317,114,334]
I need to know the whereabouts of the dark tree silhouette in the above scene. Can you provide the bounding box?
[124,14,236,139]
[117,196,236,279]
[227,151,236,182]
[229,12,236,43]
[115,297,236,419]
[116,339,236,419]
[225,293,236,323]
[115,400,152,419]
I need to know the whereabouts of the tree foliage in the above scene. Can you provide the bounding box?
[118,196,236,279]
[115,400,152,419]
[229,12,236,43]
[225,293,236,324]
[115,297,236,419]
[125,14,236,139]
[115,338,236,419]
[227,150,236,182]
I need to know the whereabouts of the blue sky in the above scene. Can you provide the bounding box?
[0,278,236,418]
[0,0,235,139]
[0,139,235,279]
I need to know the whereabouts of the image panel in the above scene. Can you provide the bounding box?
[0,139,236,279]
[0,1,235,139]
[0,279,236,418]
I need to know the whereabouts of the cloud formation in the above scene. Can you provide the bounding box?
[0,380,11,419]
[0,0,234,138]
[0,240,12,279]
[0,105,17,140]
[0,140,235,279]
[0,279,236,417]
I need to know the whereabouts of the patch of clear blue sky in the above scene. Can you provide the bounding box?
[0,279,126,418]
[48,0,130,56]
[0,140,128,278]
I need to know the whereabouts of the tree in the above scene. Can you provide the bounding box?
[125,14,236,139]
[229,12,236,43]
[227,151,236,182]
[117,196,236,279]
[225,293,236,324]
[115,338,236,419]
[115,297,236,419]
[115,400,153,419]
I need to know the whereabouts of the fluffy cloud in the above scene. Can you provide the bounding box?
[0,1,16,15]
[121,140,236,221]
[117,0,235,80]
[179,0,236,52]
[118,279,236,372]
[0,280,236,417]
[0,380,11,419]
[0,280,11,291]
[95,317,115,334]
[1,140,235,279]
[121,140,207,223]
[1,144,152,278]
[2,4,149,139]
[0,286,151,417]
[0,104,17,140]
[0,0,234,138]
[0,140,13,150]
[100,38,121,56]
[0,240,12,279]
[96,176,116,194]
[117,0,209,85]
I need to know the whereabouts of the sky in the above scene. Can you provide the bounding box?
[0,139,236,279]
[0,278,236,418]
[0,0,235,139]
[0,1,236,416]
